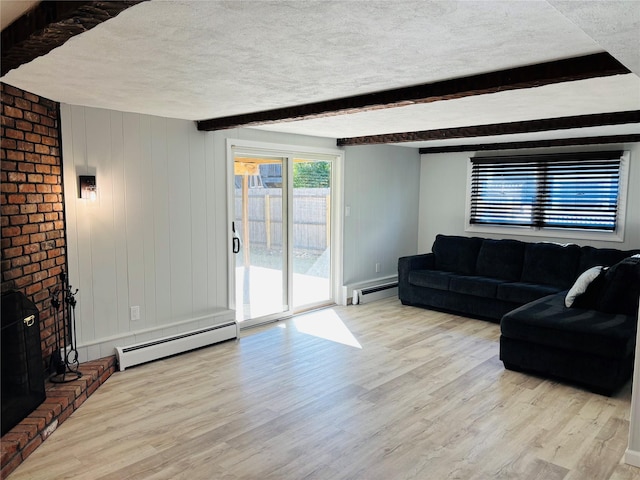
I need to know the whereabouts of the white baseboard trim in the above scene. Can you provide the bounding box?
[624,448,640,467]
[342,275,398,305]
[74,309,235,363]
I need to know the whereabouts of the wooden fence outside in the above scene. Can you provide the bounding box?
[234,188,330,252]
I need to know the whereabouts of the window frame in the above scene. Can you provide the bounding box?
[465,150,630,243]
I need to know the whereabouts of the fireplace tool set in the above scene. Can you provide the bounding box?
[49,272,82,383]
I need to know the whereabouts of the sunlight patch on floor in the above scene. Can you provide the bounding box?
[282,308,362,348]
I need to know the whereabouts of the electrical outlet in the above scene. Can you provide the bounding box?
[375,263,381,273]
[130,306,140,321]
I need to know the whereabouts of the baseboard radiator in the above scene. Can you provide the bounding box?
[115,321,238,371]
[352,281,398,305]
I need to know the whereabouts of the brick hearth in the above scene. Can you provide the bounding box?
[0,356,117,479]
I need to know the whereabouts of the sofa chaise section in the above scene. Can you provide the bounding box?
[501,254,640,395]
[500,292,636,395]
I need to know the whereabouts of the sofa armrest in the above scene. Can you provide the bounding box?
[398,254,435,304]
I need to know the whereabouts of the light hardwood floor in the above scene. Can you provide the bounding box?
[9,298,640,480]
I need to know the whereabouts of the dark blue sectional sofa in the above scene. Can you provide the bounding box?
[398,234,640,395]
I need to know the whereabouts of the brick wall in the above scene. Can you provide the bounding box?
[1,82,66,369]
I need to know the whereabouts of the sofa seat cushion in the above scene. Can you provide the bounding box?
[476,239,525,281]
[408,270,452,291]
[448,276,505,298]
[501,293,636,359]
[496,282,561,304]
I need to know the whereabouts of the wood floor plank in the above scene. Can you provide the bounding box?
[564,417,631,480]
[7,298,639,480]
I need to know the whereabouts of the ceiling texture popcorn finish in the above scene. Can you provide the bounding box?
[0,1,146,77]
[1,0,639,149]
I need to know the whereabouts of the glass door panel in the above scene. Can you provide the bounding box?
[234,156,287,322]
[292,159,332,310]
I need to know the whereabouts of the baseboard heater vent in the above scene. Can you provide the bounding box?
[352,282,398,305]
[115,321,237,371]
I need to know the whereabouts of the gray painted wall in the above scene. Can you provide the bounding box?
[342,145,421,286]
[418,143,640,252]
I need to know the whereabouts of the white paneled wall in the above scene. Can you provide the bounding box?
[61,105,232,361]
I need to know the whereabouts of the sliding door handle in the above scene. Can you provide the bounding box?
[232,222,240,254]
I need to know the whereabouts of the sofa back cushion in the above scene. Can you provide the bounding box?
[432,234,482,275]
[598,256,640,316]
[476,239,525,281]
[521,242,581,289]
[579,246,640,272]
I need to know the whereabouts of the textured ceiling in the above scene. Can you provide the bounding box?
[1,0,639,148]
[549,0,640,75]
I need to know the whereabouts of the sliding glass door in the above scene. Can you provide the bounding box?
[292,159,332,309]
[234,155,288,322]
[232,148,335,325]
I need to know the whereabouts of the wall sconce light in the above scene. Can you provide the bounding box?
[78,175,97,201]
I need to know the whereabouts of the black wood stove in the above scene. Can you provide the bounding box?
[1,291,46,436]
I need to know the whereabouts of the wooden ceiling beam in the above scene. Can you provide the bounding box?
[1,1,147,77]
[418,134,640,155]
[196,52,630,131]
[337,111,640,147]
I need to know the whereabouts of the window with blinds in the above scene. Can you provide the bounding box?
[469,151,623,232]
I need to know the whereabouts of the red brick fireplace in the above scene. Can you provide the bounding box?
[1,83,116,478]
[1,82,66,363]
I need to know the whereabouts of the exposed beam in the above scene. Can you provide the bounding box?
[337,111,640,147]
[196,53,629,131]
[418,134,640,155]
[1,1,147,77]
